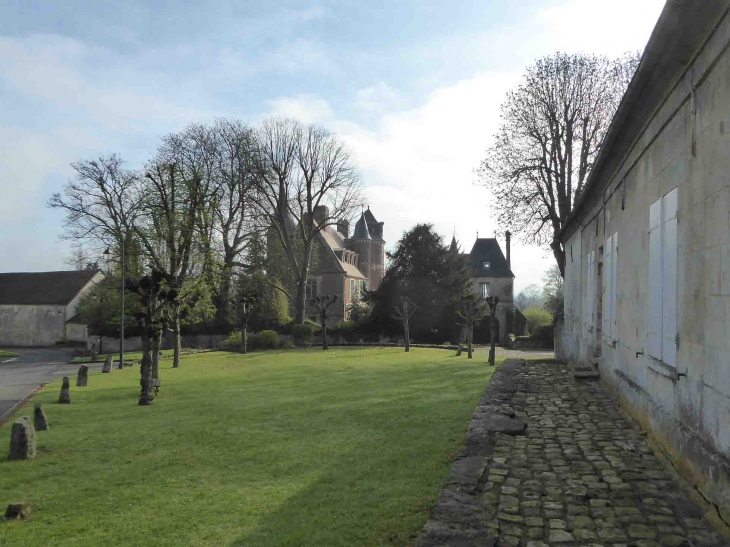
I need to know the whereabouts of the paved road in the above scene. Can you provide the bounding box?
[0,348,104,421]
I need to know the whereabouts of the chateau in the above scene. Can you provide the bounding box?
[452,232,515,344]
[303,206,386,322]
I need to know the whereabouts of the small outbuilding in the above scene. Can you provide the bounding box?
[0,270,103,346]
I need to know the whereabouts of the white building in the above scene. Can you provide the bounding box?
[557,0,730,520]
[0,270,103,346]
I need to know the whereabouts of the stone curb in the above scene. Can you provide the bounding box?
[0,383,46,428]
[417,358,527,546]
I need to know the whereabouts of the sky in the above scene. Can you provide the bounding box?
[0,0,666,292]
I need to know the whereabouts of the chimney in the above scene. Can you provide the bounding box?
[337,219,350,238]
[313,205,329,225]
[505,231,511,270]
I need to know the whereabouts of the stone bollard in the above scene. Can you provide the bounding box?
[59,376,71,404]
[8,416,36,460]
[77,364,89,387]
[5,502,30,520]
[102,355,112,373]
[34,403,49,431]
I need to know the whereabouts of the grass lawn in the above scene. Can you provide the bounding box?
[0,347,497,546]
[0,350,18,358]
[71,349,183,363]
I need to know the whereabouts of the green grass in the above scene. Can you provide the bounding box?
[0,350,18,358]
[0,348,497,547]
[71,349,208,363]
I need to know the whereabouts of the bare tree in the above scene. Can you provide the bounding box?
[477,52,639,276]
[253,118,362,323]
[311,294,338,350]
[208,119,263,322]
[392,296,417,352]
[48,155,139,258]
[133,160,208,369]
[514,284,544,311]
[455,298,488,359]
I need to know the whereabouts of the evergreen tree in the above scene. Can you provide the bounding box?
[368,224,474,343]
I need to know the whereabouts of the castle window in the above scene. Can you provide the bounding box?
[482,261,491,270]
[480,282,490,299]
[349,279,356,302]
[305,278,319,301]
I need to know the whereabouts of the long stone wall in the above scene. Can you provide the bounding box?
[0,305,66,346]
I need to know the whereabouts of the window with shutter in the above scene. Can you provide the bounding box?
[662,189,678,366]
[611,233,618,338]
[603,239,612,336]
[647,188,678,363]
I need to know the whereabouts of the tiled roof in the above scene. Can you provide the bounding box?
[465,239,514,278]
[0,270,101,306]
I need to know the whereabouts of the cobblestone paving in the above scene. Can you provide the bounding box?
[419,359,728,547]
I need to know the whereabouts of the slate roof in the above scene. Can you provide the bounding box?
[0,270,101,306]
[464,239,514,278]
[363,207,384,240]
[352,212,371,239]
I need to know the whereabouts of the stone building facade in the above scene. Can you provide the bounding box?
[0,270,103,346]
[557,0,730,521]
[270,206,385,322]
[455,233,515,343]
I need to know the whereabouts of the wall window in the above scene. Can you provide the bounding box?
[482,261,491,270]
[648,188,678,365]
[480,282,490,299]
[349,279,356,302]
[602,233,618,340]
[305,278,319,301]
[585,250,596,326]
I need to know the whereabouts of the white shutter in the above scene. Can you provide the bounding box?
[648,199,663,358]
[602,238,611,336]
[662,189,678,366]
[611,233,618,339]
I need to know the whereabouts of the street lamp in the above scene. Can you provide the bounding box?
[104,244,125,370]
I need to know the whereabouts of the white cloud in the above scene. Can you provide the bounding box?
[356,81,401,112]
[264,94,335,124]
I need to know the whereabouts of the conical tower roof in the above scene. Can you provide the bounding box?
[352,212,371,240]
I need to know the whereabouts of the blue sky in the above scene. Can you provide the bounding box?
[0,0,665,291]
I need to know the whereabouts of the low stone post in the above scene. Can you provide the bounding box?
[34,403,49,431]
[77,364,89,387]
[59,376,71,404]
[5,502,30,520]
[8,417,36,460]
[102,355,112,373]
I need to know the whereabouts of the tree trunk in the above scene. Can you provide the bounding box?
[172,303,181,368]
[139,328,154,406]
[151,331,161,381]
[99,335,103,355]
[404,319,410,352]
[217,261,233,325]
[456,325,465,356]
[551,239,566,278]
[241,317,248,355]
[295,278,307,324]
[322,318,328,350]
[489,314,497,366]
[467,326,473,359]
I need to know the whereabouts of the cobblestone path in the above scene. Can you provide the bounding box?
[419,359,728,547]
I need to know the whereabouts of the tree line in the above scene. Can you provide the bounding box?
[49,117,363,372]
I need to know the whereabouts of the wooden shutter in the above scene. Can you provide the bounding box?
[611,233,618,339]
[647,198,663,358]
[603,238,612,337]
[662,189,678,366]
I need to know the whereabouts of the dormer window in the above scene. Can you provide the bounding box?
[482,261,491,269]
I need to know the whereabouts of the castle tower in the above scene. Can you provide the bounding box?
[349,212,373,287]
[362,207,385,290]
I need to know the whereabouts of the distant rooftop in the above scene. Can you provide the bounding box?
[463,239,514,278]
[0,270,101,306]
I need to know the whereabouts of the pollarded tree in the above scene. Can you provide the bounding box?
[477,52,639,276]
[252,118,362,324]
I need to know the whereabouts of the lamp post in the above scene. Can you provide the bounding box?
[104,242,125,370]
